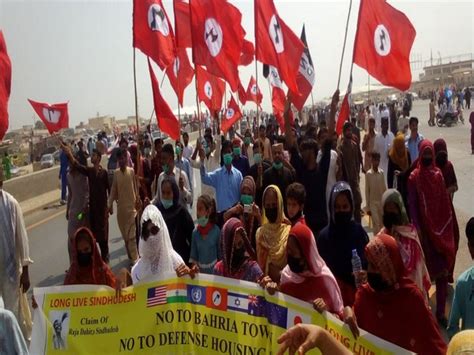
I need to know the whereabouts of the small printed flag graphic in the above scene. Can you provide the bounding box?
[227,292,249,313]
[146,286,167,307]
[266,302,288,328]
[166,283,187,304]
[187,285,207,305]
[206,287,228,311]
[248,295,266,317]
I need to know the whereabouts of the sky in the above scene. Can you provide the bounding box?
[0,0,473,130]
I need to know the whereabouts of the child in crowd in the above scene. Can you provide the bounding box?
[365,152,386,234]
[189,195,221,274]
[286,183,306,226]
[447,217,474,338]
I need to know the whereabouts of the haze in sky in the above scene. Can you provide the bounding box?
[0,0,472,130]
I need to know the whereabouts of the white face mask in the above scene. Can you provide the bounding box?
[139,233,160,261]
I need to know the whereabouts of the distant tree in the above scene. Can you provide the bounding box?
[35,120,46,130]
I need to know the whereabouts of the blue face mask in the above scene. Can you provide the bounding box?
[204,146,211,155]
[197,216,209,227]
[244,137,251,145]
[253,153,262,164]
[175,146,182,156]
[162,164,169,174]
[223,153,233,166]
[241,194,253,205]
[233,147,241,156]
[161,199,173,209]
[273,161,283,170]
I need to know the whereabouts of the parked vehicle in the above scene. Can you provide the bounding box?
[40,154,55,169]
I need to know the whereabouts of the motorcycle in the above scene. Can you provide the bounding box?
[436,108,464,127]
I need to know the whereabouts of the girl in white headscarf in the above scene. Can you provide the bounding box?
[131,205,196,284]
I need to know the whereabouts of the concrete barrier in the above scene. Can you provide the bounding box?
[3,166,60,203]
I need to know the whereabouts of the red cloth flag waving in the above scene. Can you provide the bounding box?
[245,76,262,105]
[255,0,304,94]
[238,82,247,105]
[267,66,286,116]
[0,31,12,141]
[196,65,225,112]
[28,99,69,134]
[336,77,352,136]
[173,0,192,48]
[190,0,244,91]
[148,59,181,140]
[133,0,175,70]
[166,47,194,107]
[353,0,416,91]
[221,94,242,134]
[240,39,255,66]
[290,25,315,111]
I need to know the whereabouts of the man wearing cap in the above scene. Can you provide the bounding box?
[263,143,295,206]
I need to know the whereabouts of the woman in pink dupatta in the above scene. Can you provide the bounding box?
[279,223,344,318]
[377,189,430,296]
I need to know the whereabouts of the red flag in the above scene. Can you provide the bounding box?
[353,0,416,91]
[28,99,69,134]
[255,0,304,94]
[336,77,352,136]
[240,39,255,66]
[205,286,228,311]
[221,94,242,134]
[173,0,192,48]
[245,76,262,105]
[267,66,285,116]
[290,25,315,111]
[190,0,244,91]
[133,0,175,70]
[0,31,12,141]
[238,82,247,105]
[148,59,181,140]
[165,47,194,107]
[196,65,225,112]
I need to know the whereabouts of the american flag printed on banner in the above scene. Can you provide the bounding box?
[146,286,167,307]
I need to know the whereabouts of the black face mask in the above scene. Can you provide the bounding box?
[265,207,278,223]
[435,152,447,167]
[421,157,433,167]
[367,272,389,292]
[383,212,401,229]
[77,252,92,267]
[334,211,352,225]
[287,255,305,273]
[231,247,246,268]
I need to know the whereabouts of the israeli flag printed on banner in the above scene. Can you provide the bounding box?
[227,292,249,313]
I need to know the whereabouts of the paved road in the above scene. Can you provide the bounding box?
[25,99,473,292]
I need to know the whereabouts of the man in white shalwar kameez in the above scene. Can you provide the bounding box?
[0,165,32,332]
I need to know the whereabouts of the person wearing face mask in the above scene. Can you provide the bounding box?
[256,185,291,283]
[248,141,271,207]
[189,195,221,274]
[263,143,295,210]
[174,141,193,202]
[200,140,243,225]
[434,138,460,261]
[223,176,261,249]
[352,235,447,355]
[231,138,250,177]
[156,177,194,265]
[275,224,344,317]
[214,218,263,282]
[317,182,369,307]
[378,189,430,296]
[132,205,196,284]
[64,228,116,287]
[408,139,456,326]
[191,134,221,199]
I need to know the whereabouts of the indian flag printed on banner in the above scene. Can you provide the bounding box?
[166,283,187,303]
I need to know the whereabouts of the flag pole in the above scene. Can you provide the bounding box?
[337,0,353,90]
[133,48,141,180]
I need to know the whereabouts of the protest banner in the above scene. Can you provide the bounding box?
[31,273,411,354]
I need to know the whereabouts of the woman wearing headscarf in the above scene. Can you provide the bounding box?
[408,140,455,325]
[156,176,194,264]
[317,182,369,307]
[447,330,474,355]
[279,223,344,317]
[434,138,460,258]
[223,176,262,249]
[353,235,447,354]
[214,218,263,282]
[64,227,116,287]
[132,205,194,284]
[255,185,291,283]
[378,189,430,295]
[387,133,411,189]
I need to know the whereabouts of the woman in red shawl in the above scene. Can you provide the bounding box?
[279,223,344,317]
[408,139,455,325]
[434,138,460,263]
[353,234,446,354]
[64,227,116,287]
